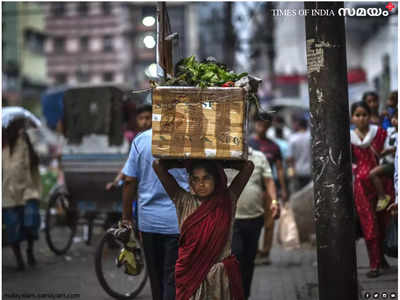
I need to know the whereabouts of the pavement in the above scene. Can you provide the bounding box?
[2,227,398,300]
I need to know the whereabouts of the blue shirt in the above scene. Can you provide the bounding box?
[122,129,189,234]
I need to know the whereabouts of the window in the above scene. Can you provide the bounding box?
[24,29,45,54]
[103,35,113,52]
[52,3,65,17]
[102,72,114,82]
[55,73,67,85]
[80,36,89,51]
[76,70,90,83]
[101,2,112,15]
[53,37,65,53]
[78,2,89,16]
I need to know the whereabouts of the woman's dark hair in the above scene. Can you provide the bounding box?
[3,119,39,171]
[136,104,152,116]
[362,91,378,103]
[188,160,220,187]
[351,101,371,116]
[275,127,284,139]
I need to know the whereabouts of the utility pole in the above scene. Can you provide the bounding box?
[156,2,173,79]
[264,2,275,92]
[223,2,235,69]
[305,2,358,300]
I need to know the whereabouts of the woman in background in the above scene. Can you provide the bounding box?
[3,118,42,270]
[350,101,393,278]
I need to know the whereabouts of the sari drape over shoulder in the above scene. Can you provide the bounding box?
[174,166,244,300]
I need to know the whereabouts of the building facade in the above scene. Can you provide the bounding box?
[2,2,47,106]
[44,2,135,86]
[44,2,190,89]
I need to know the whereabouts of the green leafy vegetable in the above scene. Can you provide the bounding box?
[163,56,247,88]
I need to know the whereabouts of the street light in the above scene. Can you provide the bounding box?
[142,16,155,27]
[143,35,156,49]
[145,63,158,79]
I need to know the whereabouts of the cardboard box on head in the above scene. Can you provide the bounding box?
[152,86,249,160]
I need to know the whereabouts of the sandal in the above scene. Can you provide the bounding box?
[377,195,391,212]
[366,269,381,278]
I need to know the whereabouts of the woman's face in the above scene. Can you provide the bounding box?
[352,106,370,130]
[365,95,379,112]
[190,167,216,198]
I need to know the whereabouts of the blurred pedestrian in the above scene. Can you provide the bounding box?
[350,101,393,278]
[121,129,189,300]
[287,116,312,192]
[2,119,42,270]
[249,113,288,264]
[123,103,152,145]
[381,91,397,130]
[362,91,381,126]
[269,116,292,167]
[231,147,279,300]
[387,146,398,215]
[369,110,397,212]
[153,159,254,300]
[267,115,292,141]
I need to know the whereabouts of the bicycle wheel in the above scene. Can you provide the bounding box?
[95,231,147,300]
[45,192,77,255]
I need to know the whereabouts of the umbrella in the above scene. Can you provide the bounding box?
[2,106,42,128]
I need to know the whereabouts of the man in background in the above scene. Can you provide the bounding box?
[232,146,280,299]
[249,113,288,264]
[287,116,312,192]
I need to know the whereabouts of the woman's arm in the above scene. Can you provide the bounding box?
[225,160,254,200]
[152,159,183,202]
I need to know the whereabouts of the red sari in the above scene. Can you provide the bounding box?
[174,167,244,300]
[351,125,394,269]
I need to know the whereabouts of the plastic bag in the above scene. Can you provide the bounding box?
[278,202,301,250]
[384,216,398,258]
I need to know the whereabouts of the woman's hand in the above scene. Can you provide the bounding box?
[271,200,280,219]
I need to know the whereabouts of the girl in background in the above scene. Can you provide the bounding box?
[350,101,393,278]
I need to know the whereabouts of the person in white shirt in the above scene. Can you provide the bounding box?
[287,116,312,192]
[231,147,279,299]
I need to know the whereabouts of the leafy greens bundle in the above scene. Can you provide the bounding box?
[163,56,248,88]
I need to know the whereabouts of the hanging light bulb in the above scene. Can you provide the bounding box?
[142,16,155,27]
[143,35,156,49]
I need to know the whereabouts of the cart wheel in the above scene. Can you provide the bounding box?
[95,231,147,300]
[45,192,77,255]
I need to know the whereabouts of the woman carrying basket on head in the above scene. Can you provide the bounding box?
[153,159,254,300]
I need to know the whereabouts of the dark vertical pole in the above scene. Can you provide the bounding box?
[223,2,235,69]
[264,2,275,92]
[305,2,358,300]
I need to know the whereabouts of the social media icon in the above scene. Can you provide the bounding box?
[374,292,380,299]
[390,292,396,299]
[365,292,371,299]
[382,292,388,299]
